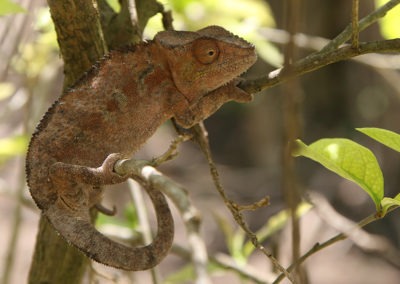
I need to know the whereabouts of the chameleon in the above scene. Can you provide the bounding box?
[26,25,257,270]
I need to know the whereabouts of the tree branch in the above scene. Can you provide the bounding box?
[322,0,400,52]
[241,0,400,94]
[259,27,400,70]
[28,1,107,282]
[241,39,400,94]
[47,0,107,89]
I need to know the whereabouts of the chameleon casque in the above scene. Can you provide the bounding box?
[26,26,257,270]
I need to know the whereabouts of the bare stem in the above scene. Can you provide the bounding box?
[191,123,295,283]
[272,206,399,284]
[241,39,400,94]
[351,0,359,49]
[151,134,192,166]
[237,197,270,211]
[322,0,400,52]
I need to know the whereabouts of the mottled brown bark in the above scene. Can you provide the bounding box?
[29,1,110,283]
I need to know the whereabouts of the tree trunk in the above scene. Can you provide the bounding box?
[27,0,134,282]
[27,0,164,281]
[28,217,88,284]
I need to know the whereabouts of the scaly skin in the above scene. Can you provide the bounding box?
[26,26,257,270]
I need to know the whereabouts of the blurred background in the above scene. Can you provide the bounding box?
[1,0,400,283]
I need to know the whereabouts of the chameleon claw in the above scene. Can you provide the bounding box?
[96,203,117,216]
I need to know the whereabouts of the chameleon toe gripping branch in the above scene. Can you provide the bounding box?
[26,26,257,270]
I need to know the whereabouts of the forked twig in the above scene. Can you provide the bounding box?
[190,123,294,284]
[240,0,400,94]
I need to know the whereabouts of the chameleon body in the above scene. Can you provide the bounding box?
[26,26,257,270]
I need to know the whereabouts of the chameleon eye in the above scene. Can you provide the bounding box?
[193,39,219,64]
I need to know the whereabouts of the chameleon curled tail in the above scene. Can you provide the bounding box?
[43,180,174,270]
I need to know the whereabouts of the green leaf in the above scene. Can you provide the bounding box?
[380,193,400,217]
[123,203,139,228]
[375,0,400,39]
[105,0,121,12]
[95,203,138,229]
[357,127,400,153]
[0,0,25,16]
[294,139,384,210]
[214,213,246,264]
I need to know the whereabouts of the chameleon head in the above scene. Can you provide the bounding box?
[154,26,257,103]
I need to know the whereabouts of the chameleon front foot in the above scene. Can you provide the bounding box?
[97,153,129,184]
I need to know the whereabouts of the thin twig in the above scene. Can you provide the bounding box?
[272,201,400,284]
[310,192,400,267]
[259,27,400,70]
[191,123,295,283]
[241,0,400,95]
[237,196,270,211]
[171,245,276,284]
[351,0,359,49]
[151,134,192,166]
[241,38,400,94]
[321,0,400,52]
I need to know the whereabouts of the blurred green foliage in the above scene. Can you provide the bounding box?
[12,8,58,78]
[146,0,283,66]
[0,135,28,164]
[0,82,15,100]
[0,0,25,16]
[165,203,312,283]
[96,203,139,228]
[216,202,312,265]
[1,7,59,165]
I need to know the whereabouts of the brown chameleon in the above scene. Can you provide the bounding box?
[26,26,257,270]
